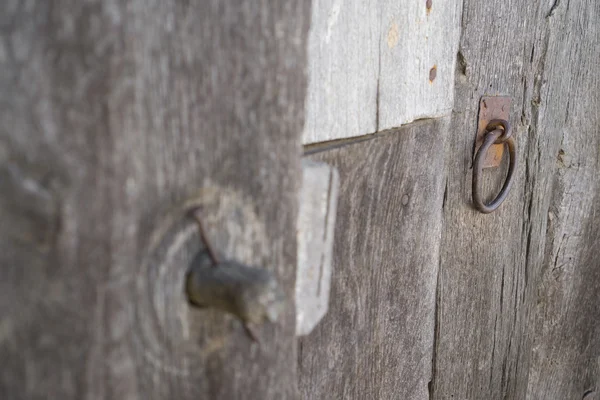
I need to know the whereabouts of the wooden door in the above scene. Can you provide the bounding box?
[299,0,600,399]
[1,1,599,400]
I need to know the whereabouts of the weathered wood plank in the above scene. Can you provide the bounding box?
[302,0,462,144]
[431,0,545,398]
[433,0,600,399]
[523,1,600,398]
[377,0,462,131]
[299,119,449,399]
[0,1,309,399]
[302,0,379,144]
[296,160,339,336]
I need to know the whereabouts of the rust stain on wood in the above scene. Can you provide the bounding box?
[387,22,399,48]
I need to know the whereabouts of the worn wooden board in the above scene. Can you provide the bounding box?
[302,0,462,144]
[0,1,309,399]
[522,1,600,398]
[430,0,547,398]
[299,118,449,399]
[377,0,462,131]
[432,0,600,399]
[296,160,339,336]
[302,0,379,144]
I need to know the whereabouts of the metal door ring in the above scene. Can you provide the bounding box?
[472,126,517,214]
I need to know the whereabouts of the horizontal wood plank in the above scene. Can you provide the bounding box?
[302,0,379,144]
[377,0,462,131]
[302,0,461,144]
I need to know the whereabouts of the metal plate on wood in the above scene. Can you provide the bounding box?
[296,160,339,336]
[474,96,511,168]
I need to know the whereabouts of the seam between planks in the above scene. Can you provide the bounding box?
[303,115,450,156]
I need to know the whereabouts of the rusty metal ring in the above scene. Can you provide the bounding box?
[472,129,517,214]
[486,119,512,143]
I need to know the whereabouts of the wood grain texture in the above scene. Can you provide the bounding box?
[302,0,462,144]
[299,119,450,399]
[431,0,550,397]
[377,0,462,131]
[302,0,379,144]
[296,160,339,336]
[523,1,600,398]
[432,0,600,399]
[0,1,309,399]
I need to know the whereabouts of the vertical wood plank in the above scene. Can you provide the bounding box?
[0,1,310,399]
[433,0,600,399]
[523,1,600,398]
[299,119,449,399]
[432,0,544,398]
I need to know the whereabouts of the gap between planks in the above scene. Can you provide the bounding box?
[303,115,449,156]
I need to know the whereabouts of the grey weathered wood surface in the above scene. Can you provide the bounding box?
[0,1,309,399]
[377,0,461,131]
[432,0,600,399]
[522,1,600,398]
[302,0,462,144]
[301,0,600,399]
[431,0,542,397]
[302,0,378,144]
[296,160,339,336]
[1,0,599,399]
[300,119,449,399]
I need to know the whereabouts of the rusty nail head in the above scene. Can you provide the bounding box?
[429,65,437,82]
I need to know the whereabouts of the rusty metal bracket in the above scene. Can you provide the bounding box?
[474,96,511,168]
